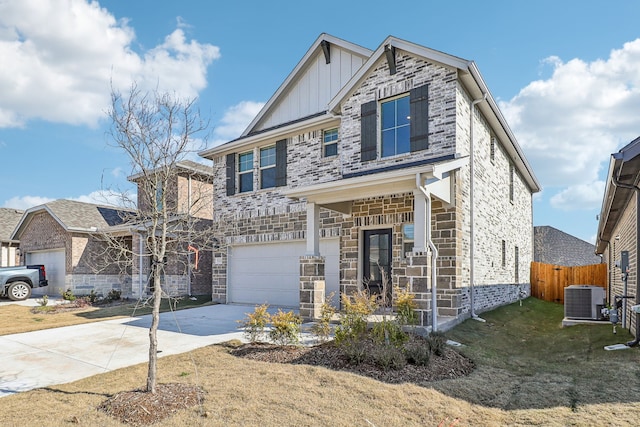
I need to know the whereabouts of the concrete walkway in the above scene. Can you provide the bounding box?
[0,303,267,398]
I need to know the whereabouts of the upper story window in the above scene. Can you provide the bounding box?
[225,139,287,196]
[155,182,163,211]
[381,95,410,157]
[360,84,428,162]
[323,128,338,157]
[260,146,276,189]
[238,151,254,193]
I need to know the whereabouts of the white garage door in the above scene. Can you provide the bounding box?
[26,250,66,296]
[228,238,339,307]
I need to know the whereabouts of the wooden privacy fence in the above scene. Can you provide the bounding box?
[530,262,608,304]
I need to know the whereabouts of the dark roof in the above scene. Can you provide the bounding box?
[0,208,24,242]
[12,200,134,239]
[534,226,601,267]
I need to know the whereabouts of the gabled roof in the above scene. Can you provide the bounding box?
[241,33,372,137]
[596,136,640,253]
[128,159,213,182]
[11,199,133,239]
[0,208,24,243]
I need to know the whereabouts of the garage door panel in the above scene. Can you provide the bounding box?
[26,250,65,296]
[228,239,339,307]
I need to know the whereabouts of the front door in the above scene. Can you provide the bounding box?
[363,229,392,305]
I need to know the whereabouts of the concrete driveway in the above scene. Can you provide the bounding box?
[0,303,267,398]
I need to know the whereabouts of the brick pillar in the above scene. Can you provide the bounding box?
[299,255,325,320]
[402,251,432,327]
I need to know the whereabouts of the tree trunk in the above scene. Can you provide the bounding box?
[146,267,163,393]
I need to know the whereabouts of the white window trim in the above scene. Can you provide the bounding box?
[259,145,276,189]
[238,150,254,193]
[322,128,339,158]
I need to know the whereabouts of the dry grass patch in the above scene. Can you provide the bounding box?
[0,296,214,336]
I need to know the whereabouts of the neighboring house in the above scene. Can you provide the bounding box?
[200,34,540,327]
[11,200,133,297]
[128,160,215,298]
[596,136,640,338]
[0,208,23,267]
[534,226,601,266]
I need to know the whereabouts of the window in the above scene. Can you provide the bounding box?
[238,151,253,193]
[381,95,410,157]
[514,246,519,282]
[509,164,514,202]
[155,182,163,211]
[260,146,276,189]
[501,240,506,268]
[402,223,414,257]
[323,128,338,157]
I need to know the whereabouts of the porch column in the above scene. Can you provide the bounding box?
[306,202,320,256]
[413,189,428,253]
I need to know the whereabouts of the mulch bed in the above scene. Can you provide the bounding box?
[230,340,475,384]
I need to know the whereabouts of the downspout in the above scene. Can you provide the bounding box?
[612,162,640,347]
[416,174,439,331]
[470,93,487,320]
[598,238,611,304]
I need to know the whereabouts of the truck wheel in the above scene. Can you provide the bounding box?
[7,281,32,301]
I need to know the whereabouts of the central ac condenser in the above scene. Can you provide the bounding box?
[564,285,606,320]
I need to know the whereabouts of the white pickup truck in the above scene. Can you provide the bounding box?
[0,265,48,301]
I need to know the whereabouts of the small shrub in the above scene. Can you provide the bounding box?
[334,291,376,347]
[107,289,121,302]
[341,337,370,365]
[269,309,302,345]
[37,295,49,307]
[427,331,448,356]
[372,319,408,347]
[369,344,407,371]
[62,288,76,301]
[239,304,271,343]
[310,292,336,343]
[404,338,431,366]
[87,290,99,304]
[394,286,418,326]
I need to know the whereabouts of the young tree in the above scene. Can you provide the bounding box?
[106,84,215,393]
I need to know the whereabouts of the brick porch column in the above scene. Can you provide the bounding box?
[299,255,325,320]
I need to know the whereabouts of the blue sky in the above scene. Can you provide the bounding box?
[1,0,640,244]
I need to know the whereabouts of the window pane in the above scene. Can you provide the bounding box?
[381,129,395,157]
[324,142,337,157]
[324,128,338,143]
[260,147,276,167]
[239,152,253,172]
[397,96,410,126]
[239,172,253,192]
[396,125,410,154]
[402,224,414,240]
[261,167,276,189]
[381,101,395,130]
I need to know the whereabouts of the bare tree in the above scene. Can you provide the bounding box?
[102,84,217,394]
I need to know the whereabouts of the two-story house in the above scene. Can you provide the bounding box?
[200,34,540,328]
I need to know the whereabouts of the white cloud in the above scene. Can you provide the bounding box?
[209,101,265,146]
[0,0,220,128]
[70,190,133,208]
[549,181,605,211]
[2,195,55,210]
[500,39,640,208]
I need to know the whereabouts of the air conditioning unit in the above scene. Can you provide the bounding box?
[564,285,606,320]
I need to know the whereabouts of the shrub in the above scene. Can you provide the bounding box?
[334,291,376,347]
[269,309,302,345]
[62,288,76,301]
[37,295,49,307]
[372,319,408,347]
[427,331,448,356]
[394,286,418,326]
[369,344,407,371]
[310,292,336,343]
[239,304,271,343]
[107,289,121,302]
[341,337,371,365]
[404,338,431,366]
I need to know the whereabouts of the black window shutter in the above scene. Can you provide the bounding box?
[226,153,236,196]
[410,84,429,152]
[360,100,377,161]
[275,139,287,187]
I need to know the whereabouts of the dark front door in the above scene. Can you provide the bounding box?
[363,229,392,305]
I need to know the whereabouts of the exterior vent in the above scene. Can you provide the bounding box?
[564,285,606,320]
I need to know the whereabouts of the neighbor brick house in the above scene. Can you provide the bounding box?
[0,208,23,267]
[200,34,540,328]
[596,136,640,339]
[11,199,133,297]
